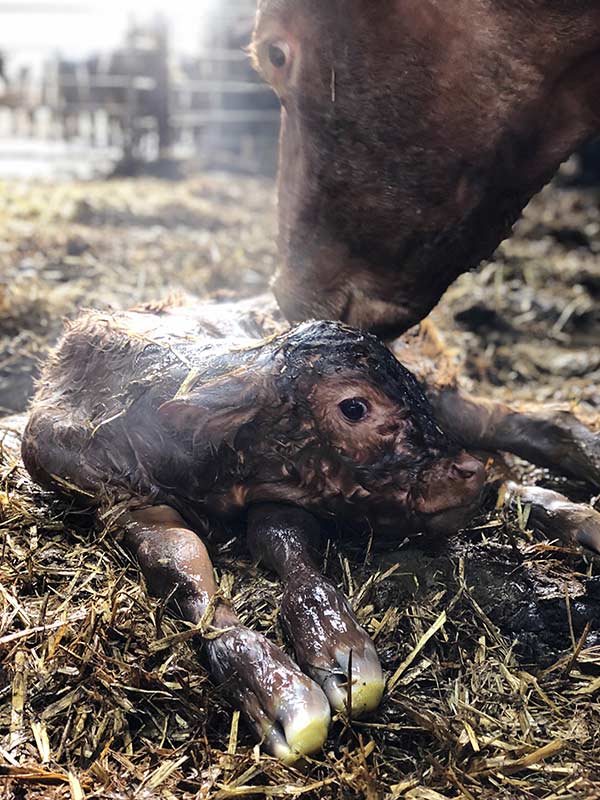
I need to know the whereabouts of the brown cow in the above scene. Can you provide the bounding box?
[252,0,600,334]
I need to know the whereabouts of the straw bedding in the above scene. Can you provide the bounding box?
[0,173,598,798]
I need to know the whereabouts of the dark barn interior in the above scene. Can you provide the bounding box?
[0,2,599,798]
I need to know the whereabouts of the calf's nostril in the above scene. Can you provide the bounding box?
[452,464,474,480]
[451,455,485,483]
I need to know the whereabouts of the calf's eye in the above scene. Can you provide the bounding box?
[339,398,369,423]
[269,43,288,69]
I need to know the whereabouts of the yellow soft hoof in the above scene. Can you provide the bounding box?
[285,709,330,759]
[266,701,331,763]
[323,646,385,717]
[350,675,385,716]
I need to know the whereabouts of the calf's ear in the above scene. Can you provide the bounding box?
[158,371,264,449]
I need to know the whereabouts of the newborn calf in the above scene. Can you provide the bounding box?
[22,298,600,760]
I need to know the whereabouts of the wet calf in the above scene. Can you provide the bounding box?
[22,298,600,760]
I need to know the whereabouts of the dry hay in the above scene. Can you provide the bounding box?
[0,173,599,798]
[1,422,599,799]
[0,174,277,414]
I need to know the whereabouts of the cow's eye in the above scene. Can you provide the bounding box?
[339,398,370,423]
[269,43,288,69]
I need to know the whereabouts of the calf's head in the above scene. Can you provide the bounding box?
[253,0,600,335]
[160,321,484,536]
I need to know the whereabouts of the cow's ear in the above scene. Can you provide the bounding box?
[158,372,263,448]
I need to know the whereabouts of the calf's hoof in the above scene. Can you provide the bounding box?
[207,623,330,761]
[281,571,385,717]
[548,413,600,489]
[504,482,600,555]
[319,637,384,717]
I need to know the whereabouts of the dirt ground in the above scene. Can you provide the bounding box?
[0,172,599,798]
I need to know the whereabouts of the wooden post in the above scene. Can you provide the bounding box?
[153,14,171,158]
[123,26,138,166]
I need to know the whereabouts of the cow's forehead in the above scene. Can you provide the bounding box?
[253,0,303,44]
[254,1,383,40]
[259,0,291,9]
[255,0,326,25]
[256,0,289,16]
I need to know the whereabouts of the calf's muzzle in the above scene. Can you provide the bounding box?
[415,451,486,532]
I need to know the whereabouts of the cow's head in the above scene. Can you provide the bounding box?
[253,0,600,336]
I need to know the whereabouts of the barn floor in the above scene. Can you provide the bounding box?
[0,172,599,799]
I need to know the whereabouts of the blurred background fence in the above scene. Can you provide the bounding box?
[0,1,280,177]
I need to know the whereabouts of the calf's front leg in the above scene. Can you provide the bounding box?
[502,482,600,555]
[247,504,384,717]
[430,387,600,488]
[124,505,331,761]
